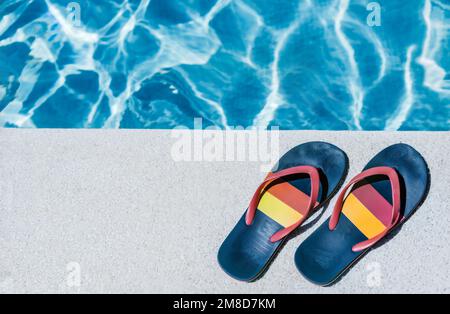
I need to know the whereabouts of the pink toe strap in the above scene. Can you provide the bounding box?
[328,166,402,252]
[245,165,320,243]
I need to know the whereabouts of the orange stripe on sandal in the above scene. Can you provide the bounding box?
[267,181,318,216]
[258,192,303,227]
[342,193,386,239]
[257,174,320,228]
[352,183,392,227]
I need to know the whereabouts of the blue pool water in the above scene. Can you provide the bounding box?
[0,0,449,130]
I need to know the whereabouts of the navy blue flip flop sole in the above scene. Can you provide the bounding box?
[295,143,430,286]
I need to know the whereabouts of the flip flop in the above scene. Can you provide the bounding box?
[295,143,430,286]
[218,142,348,282]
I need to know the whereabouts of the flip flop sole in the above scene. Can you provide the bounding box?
[295,143,430,286]
[218,142,348,282]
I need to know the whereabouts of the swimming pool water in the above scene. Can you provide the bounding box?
[0,0,449,130]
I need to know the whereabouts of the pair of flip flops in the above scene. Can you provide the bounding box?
[218,142,429,285]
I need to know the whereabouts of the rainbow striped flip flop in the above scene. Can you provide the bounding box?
[295,144,430,286]
[218,142,348,282]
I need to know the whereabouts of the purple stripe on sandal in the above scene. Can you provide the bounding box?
[352,184,393,227]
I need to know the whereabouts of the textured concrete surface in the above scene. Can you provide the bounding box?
[0,129,449,294]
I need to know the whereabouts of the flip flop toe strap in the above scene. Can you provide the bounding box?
[245,165,320,243]
[328,166,402,252]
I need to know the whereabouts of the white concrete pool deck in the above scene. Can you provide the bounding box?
[0,129,449,294]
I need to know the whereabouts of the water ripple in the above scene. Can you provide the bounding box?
[0,0,448,130]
